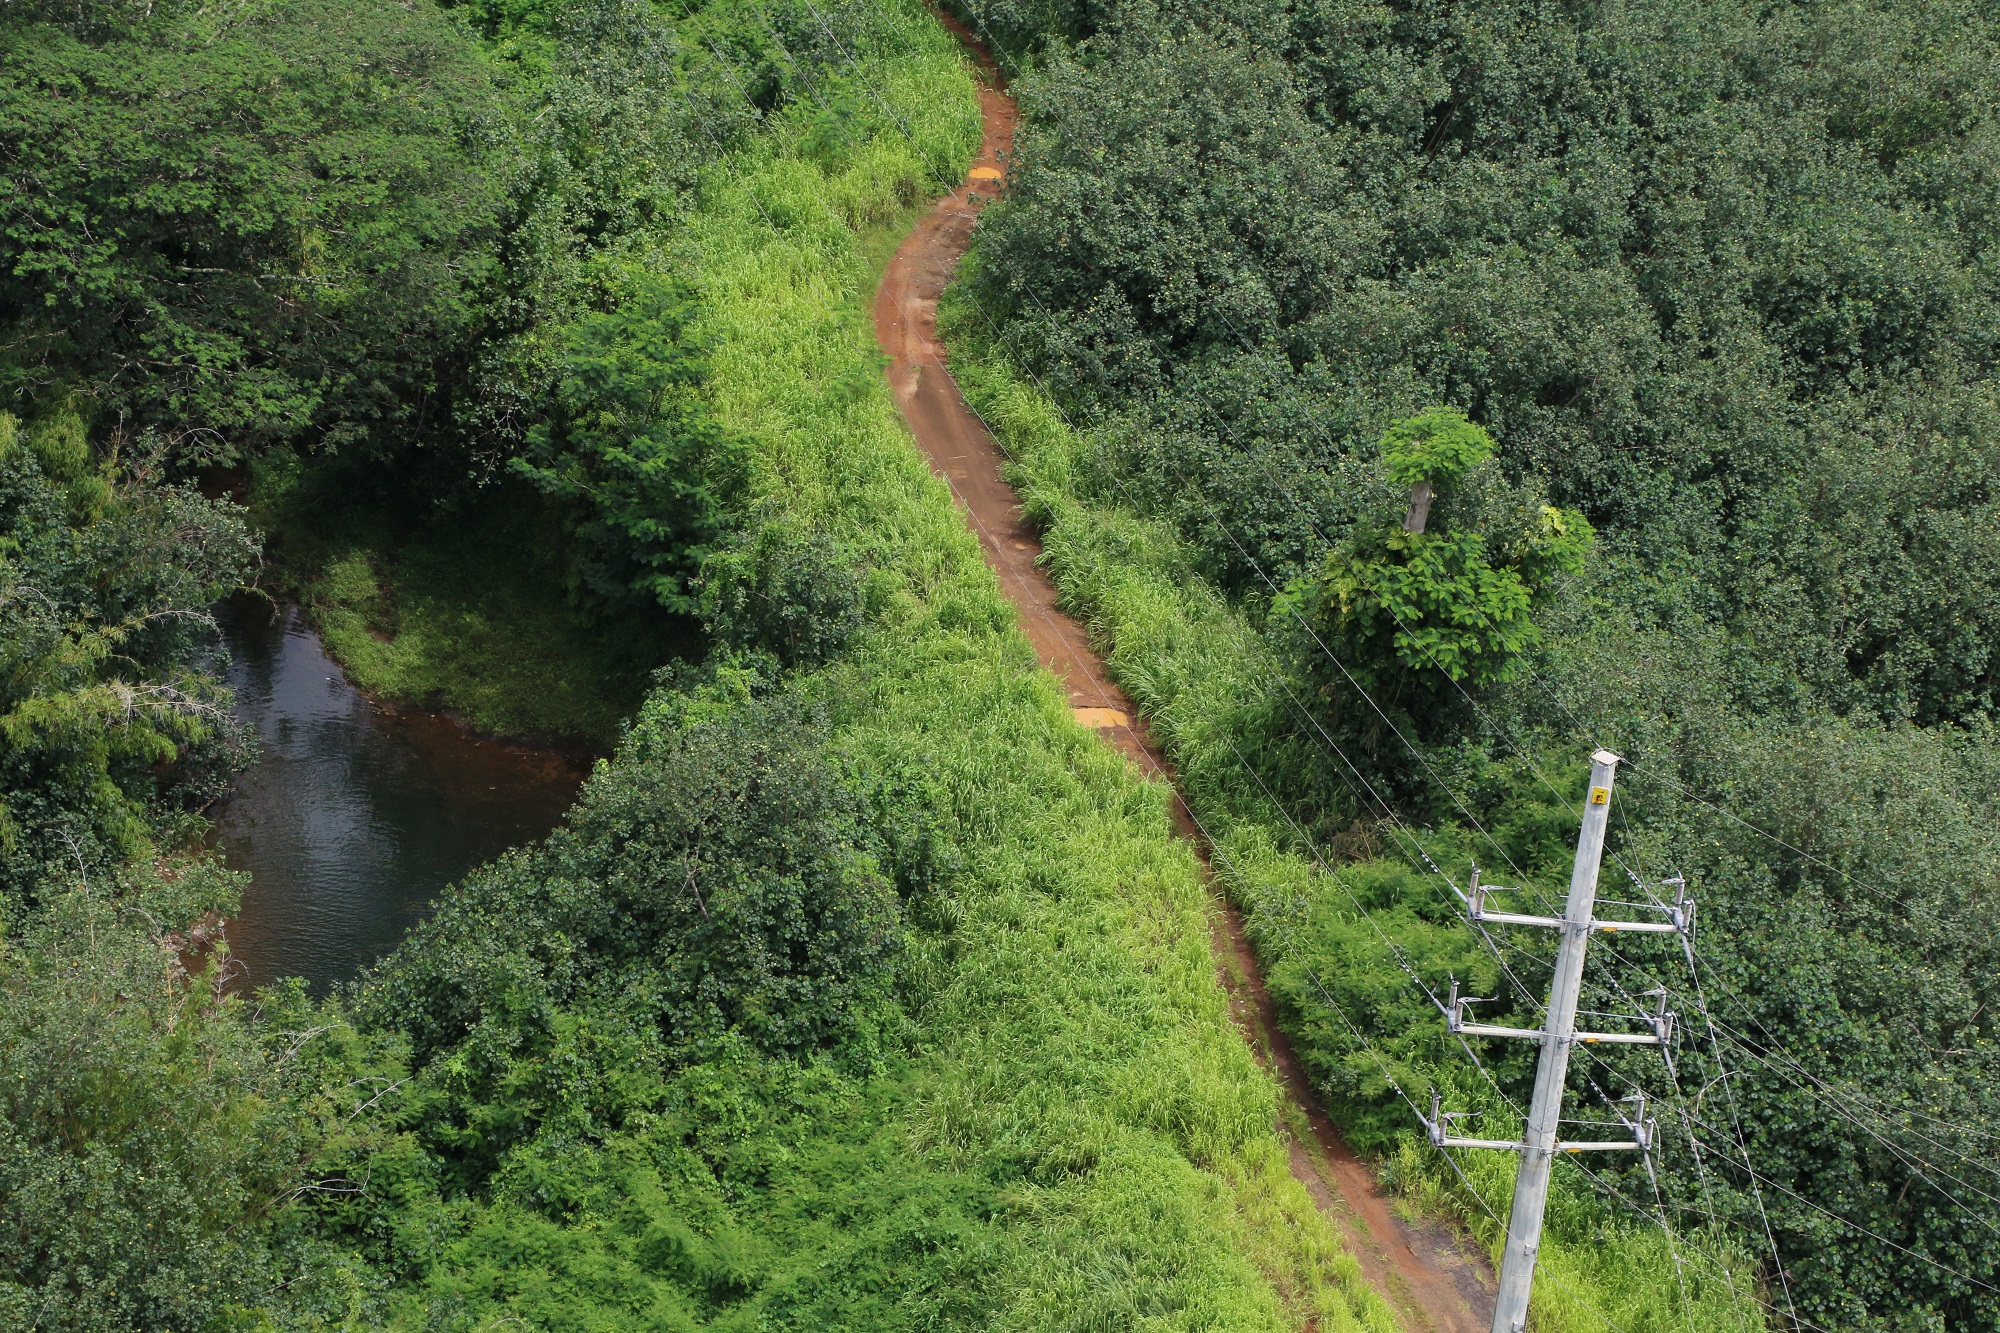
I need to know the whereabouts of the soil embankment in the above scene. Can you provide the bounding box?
[872,40,1496,1333]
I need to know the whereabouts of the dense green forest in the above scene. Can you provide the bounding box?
[939,0,2000,1327]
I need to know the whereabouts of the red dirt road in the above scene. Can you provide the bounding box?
[871,40,1497,1333]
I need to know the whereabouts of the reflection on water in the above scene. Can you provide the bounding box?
[211,595,587,995]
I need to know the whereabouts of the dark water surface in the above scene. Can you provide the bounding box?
[211,595,587,994]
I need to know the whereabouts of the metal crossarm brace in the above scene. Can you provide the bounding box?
[1573,1029,1661,1046]
[1420,1091,1525,1152]
[1420,1089,1655,1154]
[1558,1093,1660,1154]
[1444,979,1543,1042]
[1458,866,1697,938]
[1444,980,1671,1046]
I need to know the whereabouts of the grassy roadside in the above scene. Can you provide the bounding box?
[671,8,1400,1323]
[935,277,1769,1330]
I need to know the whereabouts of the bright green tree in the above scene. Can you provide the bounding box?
[1287,408,1590,706]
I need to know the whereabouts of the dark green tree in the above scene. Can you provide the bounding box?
[0,0,505,461]
[512,275,747,612]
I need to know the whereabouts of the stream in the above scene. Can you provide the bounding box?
[209,594,587,995]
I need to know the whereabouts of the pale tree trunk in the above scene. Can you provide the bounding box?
[1403,480,1433,534]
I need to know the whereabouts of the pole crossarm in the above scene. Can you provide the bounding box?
[1466,908,1685,933]
[1456,1020,1545,1041]
[1441,979,1675,1047]
[1431,1137,1653,1153]
[1440,1135,1528,1152]
[1470,907,1566,928]
[1421,1091,1526,1152]
[1418,1090,1657,1155]
[1454,866,1697,939]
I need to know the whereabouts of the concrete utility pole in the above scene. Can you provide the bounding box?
[1419,750,1695,1333]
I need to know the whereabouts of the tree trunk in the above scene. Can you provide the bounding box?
[1403,480,1433,534]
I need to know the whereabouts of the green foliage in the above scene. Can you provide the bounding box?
[1317,528,1535,691]
[941,0,1101,69]
[515,277,748,612]
[0,407,349,1332]
[15,0,1900,1325]
[370,692,903,1079]
[0,878,368,1333]
[649,66,1392,1322]
[947,0,2000,1319]
[1283,411,1591,720]
[0,0,753,645]
[1378,406,1492,492]
[248,45,1398,1329]
[0,412,257,903]
[1299,507,1590,694]
[949,273,2000,1327]
[700,525,865,669]
[250,447,688,744]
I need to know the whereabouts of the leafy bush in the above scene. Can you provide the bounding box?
[0,413,256,904]
[942,0,1103,68]
[0,874,367,1333]
[701,524,865,668]
[514,275,748,612]
[366,687,902,1145]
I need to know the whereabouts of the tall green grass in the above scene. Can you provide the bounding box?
[937,281,1770,1331]
[614,3,1399,1326]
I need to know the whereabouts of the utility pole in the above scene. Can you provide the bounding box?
[1418,749,1695,1333]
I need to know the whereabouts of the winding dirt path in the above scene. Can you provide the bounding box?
[871,36,1496,1333]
